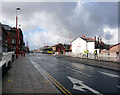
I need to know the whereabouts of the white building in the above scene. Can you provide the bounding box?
[72,36,99,54]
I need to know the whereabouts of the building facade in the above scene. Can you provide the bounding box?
[51,43,65,54]
[100,43,120,57]
[1,24,24,53]
[2,24,11,52]
[72,35,107,54]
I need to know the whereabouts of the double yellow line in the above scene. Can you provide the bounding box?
[32,60,72,95]
[44,70,72,95]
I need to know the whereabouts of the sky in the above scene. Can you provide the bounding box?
[1,1,119,50]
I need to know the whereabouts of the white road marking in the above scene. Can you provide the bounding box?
[30,60,48,80]
[46,60,91,77]
[67,76,102,94]
[99,71,119,78]
[117,86,120,88]
[66,66,91,77]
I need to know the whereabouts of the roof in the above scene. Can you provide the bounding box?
[110,43,120,48]
[2,24,12,31]
[64,44,71,46]
[51,43,63,47]
[72,36,95,42]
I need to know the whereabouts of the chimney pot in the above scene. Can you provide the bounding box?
[82,35,85,38]
[86,37,89,39]
[98,37,99,45]
[94,36,96,41]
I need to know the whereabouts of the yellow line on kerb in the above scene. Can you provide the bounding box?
[47,74,68,95]
[36,61,72,95]
[46,72,72,95]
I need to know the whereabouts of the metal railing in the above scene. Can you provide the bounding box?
[0,51,15,76]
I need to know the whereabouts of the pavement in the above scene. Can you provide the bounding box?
[65,53,120,63]
[58,54,120,72]
[2,55,61,94]
[89,57,120,63]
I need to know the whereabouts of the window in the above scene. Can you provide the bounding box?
[11,39,16,44]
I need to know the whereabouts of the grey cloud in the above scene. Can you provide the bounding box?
[68,2,118,39]
[104,31,113,40]
[85,2,118,28]
[2,2,118,49]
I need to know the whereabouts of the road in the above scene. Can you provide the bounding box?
[28,53,120,94]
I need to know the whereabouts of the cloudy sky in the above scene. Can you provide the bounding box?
[1,1,119,50]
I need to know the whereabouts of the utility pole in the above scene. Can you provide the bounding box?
[70,34,71,50]
[27,40,29,53]
[15,7,20,58]
[70,34,71,46]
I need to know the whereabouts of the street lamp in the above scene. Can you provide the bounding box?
[16,7,20,58]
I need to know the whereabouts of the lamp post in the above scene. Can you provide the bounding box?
[16,7,20,58]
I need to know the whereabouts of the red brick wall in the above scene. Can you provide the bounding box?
[100,44,120,57]
[110,44,120,52]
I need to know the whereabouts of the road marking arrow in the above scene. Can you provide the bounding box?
[67,76,102,94]
[117,86,120,88]
[99,71,119,78]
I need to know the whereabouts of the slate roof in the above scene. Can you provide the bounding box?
[2,24,12,31]
[72,36,95,42]
[110,43,120,49]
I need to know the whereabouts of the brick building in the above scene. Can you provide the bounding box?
[51,43,64,54]
[100,43,120,57]
[50,43,71,54]
[2,24,11,52]
[64,44,71,52]
[1,24,24,52]
[110,43,120,51]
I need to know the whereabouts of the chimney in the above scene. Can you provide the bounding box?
[100,38,104,49]
[94,36,96,42]
[82,35,85,38]
[94,36,96,48]
[86,37,89,39]
[102,42,104,49]
[100,38,102,44]
[99,36,101,41]
[98,37,99,44]
[90,38,92,40]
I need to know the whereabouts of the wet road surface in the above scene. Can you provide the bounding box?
[28,53,120,94]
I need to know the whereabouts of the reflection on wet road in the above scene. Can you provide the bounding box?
[28,53,120,94]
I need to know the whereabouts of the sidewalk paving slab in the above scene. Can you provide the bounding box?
[2,56,61,94]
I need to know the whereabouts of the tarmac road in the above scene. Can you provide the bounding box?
[28,53,120,94]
